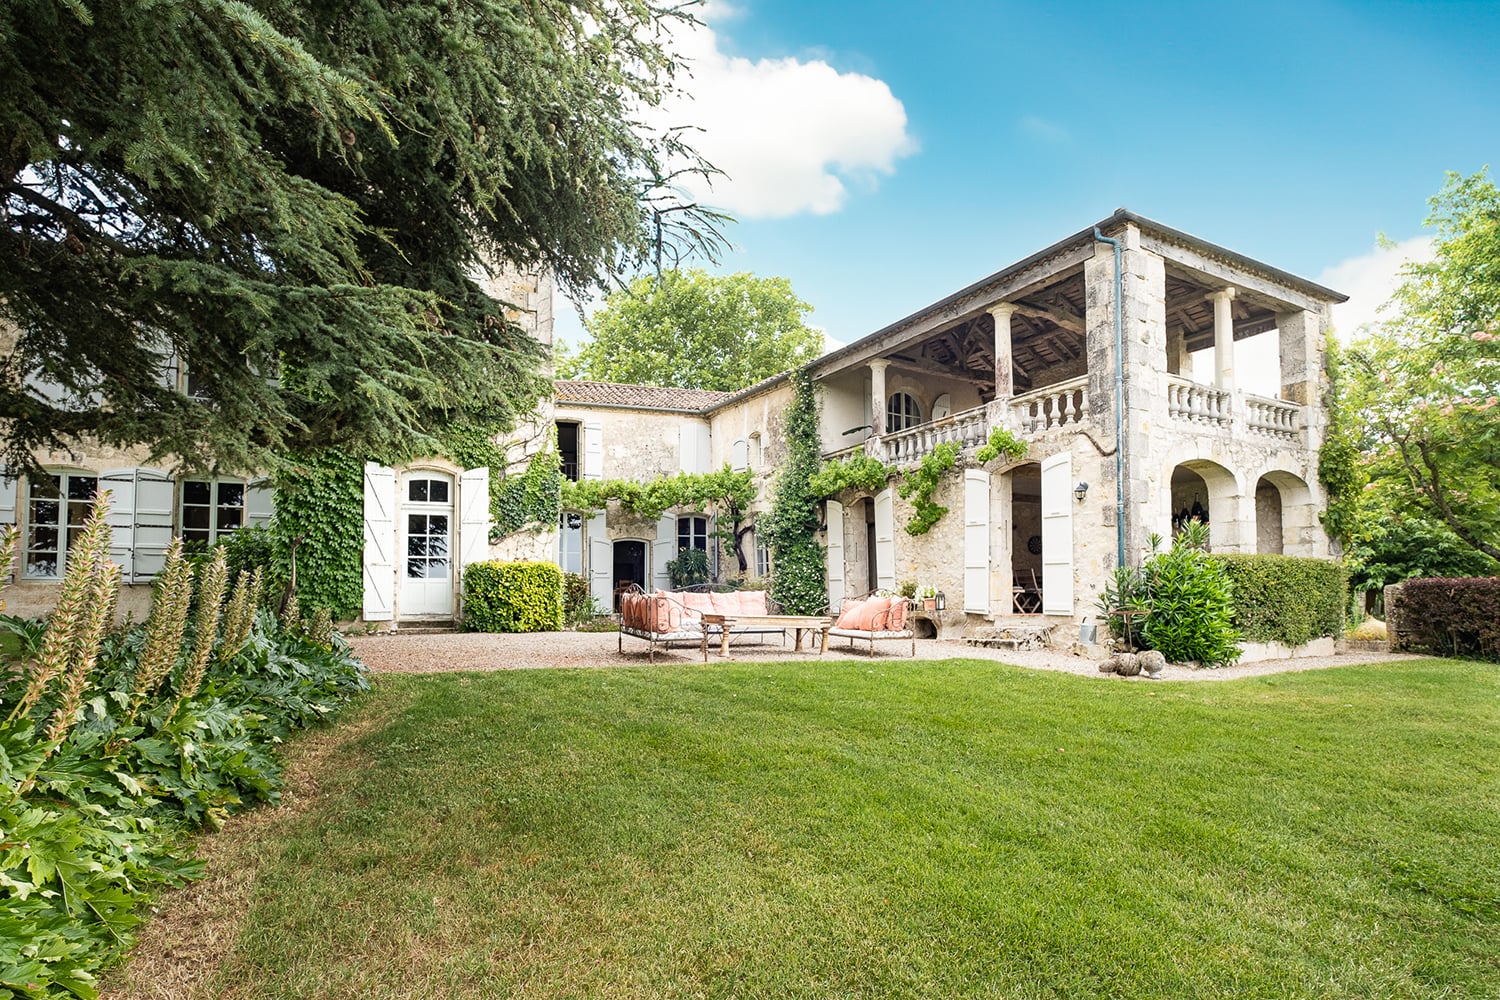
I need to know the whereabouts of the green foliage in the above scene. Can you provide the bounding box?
[1344,478,1500,594]
[1098,525,1241,667]
[492,449,564,541]
[808,451,895,499]
[561,573,598,628]
[1342,169,1500,565]
[0,0,723,476]
[562,467,759,572]
[0,518,365,997]
[1318,335,1366,548]
[974,427,1028,465]
[761,369,827,615]
[1212,555,1346,646]
[666,548,710,588]
[896,441,960,536]
[270,450,363,621]
[463,561,563,633]
[559,270,822,391]
[215,526,283,609]
[1390,577,1500,660]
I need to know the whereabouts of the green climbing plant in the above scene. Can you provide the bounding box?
[761,368,827,614]
[808,450,895,498]
[896,441,961,536]
[975,427,1028,464]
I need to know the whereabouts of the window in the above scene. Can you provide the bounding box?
[407,477,449,504]
[678,515,708,552]
[887,392,921,433]
[556,422,580,482]
[24,473,98,579]
[181,479,248,550]
[558,511,583,575]
[749,432,762,470]
[755,537,771,579]
[406,512,450,579]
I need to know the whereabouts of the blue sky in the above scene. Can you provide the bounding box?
[557,1,1499,351]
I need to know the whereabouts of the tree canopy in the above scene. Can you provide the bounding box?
[1342,169,1500,566]
[0,0,721,474]
[558,269,823,391]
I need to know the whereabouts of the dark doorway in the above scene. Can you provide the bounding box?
[557,421,580,481]
[612,540,646,610]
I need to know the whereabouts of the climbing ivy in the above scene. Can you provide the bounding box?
[1318,334,1365,548]
[270,449,364,620]
[975,426,1028,464]
[492,448,563,541]
[808,450,895,498]
[896,441,961,536]
[761,368,827,614]
[560,467,759,570]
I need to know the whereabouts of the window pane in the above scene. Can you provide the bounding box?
[184,480,212,505]
[28,526,58,552]
[184,507,211,530]
[427,558,449,579]
[26,556,57,577]
[408,536,428,557]
[66,501,90,527]
[428,515,448,535]
[408,514,427,534]
[182,529,211,548]
[409,480,429,502]
[429,480,449,504]
[428,536,448,559]
[30,500,59,526]
[216,482,244,508]
[217,507,243,531]
[406,559,427,579]
[67,476,97,501]
[30,475,60,499]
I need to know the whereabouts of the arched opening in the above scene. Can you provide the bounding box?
[612,540,646,610]
[1167,460,1240,552]
[1255,477,1284,554]
[1170,466,1211,535]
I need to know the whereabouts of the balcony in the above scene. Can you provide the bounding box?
[1166,374,1302,442]
[881,403,990,465]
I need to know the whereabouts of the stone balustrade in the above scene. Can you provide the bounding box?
[1246,394,1299,439]
[879,403,990,466]
[1166,375,1231,427]
[1009,377,1089,434]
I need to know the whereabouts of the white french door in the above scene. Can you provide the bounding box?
[400,471,455,618]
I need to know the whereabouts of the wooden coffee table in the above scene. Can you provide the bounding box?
[699,614,835,659]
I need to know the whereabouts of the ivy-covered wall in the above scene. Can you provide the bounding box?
[271,449,364,621]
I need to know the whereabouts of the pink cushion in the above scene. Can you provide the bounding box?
[649,595,682,633]
[707,591,734,614]
[835,598,881,631]
[739,590,768,615]
[886,596,909,632]
[680,591,715,615]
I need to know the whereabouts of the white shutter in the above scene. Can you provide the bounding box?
[587,511,612,610]
[582,420,603,480]
[696,425,712,474]
[245,478,274,529]
[677,424,696,474]
[964,469,991,614]
[101,468,137,582]
[133,470,174,582]
[873,488,896,592]
[459,467,491,571]
[731,438,749,472]
[652,513,675,592]
[1040,452,1075,615]
[362,463,396,621]
[825,499,845,607]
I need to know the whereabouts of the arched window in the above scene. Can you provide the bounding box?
[677,515,708,551]
[886,392,921,433]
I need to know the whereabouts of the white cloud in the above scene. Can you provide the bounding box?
[648,13,916,219]
[1317,236,1436,341]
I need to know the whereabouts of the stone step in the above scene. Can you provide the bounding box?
[965,622,1056,651]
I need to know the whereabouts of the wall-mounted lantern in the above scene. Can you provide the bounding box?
[1073,481,1089,504]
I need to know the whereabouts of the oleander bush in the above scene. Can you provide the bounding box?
[463,560,564,633]
[1212,554,1346,647]
[0,496,366,998]
[1097,523,1240,667]
[1389,577,1500,660]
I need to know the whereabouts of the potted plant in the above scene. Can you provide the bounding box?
[919,585,937,611]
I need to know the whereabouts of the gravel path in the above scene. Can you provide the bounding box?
[347,629,1423,681]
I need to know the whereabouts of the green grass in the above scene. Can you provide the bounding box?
[198,659,1497,998]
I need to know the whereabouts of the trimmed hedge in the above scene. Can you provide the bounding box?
[1389,577,1500,660]
[1212,555,1346,647]
[463,560,564,633]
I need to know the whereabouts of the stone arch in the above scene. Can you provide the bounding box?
[1157,449,1247,554]
[1248,467,1320,557]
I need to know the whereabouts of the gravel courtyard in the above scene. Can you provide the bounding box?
[347,629,1422,682]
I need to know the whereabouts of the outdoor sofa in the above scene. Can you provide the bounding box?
[616,585,784,661]
[826,593,917,656]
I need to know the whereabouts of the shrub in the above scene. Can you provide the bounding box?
[562,572,597,627]
[667,547,709,588]
[1097,524,1240,667]
[1212,554,1346,647]
[463,560,564,633]
[1389,577,1500,660]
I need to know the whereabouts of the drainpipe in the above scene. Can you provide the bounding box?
[1093,226,1127,572]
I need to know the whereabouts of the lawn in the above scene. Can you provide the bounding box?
[124,657,1498,998]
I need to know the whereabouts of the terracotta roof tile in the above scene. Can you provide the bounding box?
[554,380,733,412]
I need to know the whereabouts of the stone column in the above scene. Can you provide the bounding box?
[1167,324,1191,376]
[868,359,890,436]
[987,303,1016,400]
[1210,287,1236,392]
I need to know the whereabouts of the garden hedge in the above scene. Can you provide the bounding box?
[1388,577,1500,660]
[463,560,564,633]
[1212,554,1346,647]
